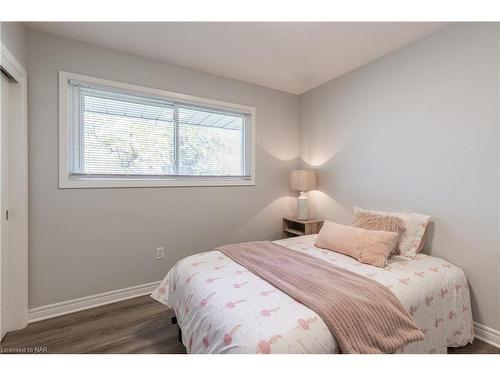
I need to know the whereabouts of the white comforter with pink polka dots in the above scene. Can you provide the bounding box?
[151,235,474,354]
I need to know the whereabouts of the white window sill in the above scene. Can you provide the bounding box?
[59,176,256,189]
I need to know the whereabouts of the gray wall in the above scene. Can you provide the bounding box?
[26,29,299,308]
[24,24,500,331]
[299,23,500,329]
[1,22,27,68]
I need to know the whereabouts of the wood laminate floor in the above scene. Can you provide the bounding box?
[1,295,498,354]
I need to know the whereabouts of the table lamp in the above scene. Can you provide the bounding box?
[289,169,318,220]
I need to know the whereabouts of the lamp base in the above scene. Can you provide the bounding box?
[296,191,309,221]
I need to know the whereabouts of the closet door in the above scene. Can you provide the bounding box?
[0,71,11,340]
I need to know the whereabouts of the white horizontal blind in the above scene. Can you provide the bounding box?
[67,80,251,180]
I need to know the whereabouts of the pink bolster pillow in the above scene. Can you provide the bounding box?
[314,221,398,268]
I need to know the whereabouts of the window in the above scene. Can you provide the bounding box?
[59,71,255,188]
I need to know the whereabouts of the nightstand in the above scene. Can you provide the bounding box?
[282,217,323,238]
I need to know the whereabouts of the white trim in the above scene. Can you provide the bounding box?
[58,71,256,189]
[474,322,500,349]
[59,176,256,189]
[28,281,161,323]
[0,45,25,83]
[0,42,29,336]
[497,23,500,355]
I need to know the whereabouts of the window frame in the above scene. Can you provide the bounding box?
[58,71,256,188]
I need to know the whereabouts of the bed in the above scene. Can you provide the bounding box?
[151,234,474,354]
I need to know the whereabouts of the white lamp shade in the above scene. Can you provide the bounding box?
[289,169,318,192]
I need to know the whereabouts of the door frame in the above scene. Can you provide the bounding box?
[0,42,28,338]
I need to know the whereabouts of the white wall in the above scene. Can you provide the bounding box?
[299,23,500,330]
[26,29,299,308]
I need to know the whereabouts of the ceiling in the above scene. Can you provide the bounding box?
[26,22,448,94]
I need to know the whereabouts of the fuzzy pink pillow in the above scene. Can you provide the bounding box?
[353,207,430,258]
[352,212,405,255]
[314,221,398,268]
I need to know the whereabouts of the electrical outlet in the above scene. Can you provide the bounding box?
[156,247,165,259]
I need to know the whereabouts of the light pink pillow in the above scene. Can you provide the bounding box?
[314,221,398,268]
[353,207,430,258]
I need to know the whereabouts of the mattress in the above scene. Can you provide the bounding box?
[151,234,474,354]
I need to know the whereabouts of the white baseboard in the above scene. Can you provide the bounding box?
[28,281,161,323]
[474,322,500,348]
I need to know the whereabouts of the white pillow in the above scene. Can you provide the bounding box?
[353,207,430,258]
